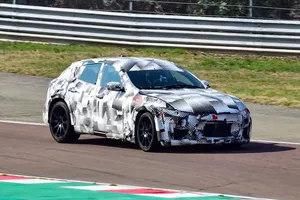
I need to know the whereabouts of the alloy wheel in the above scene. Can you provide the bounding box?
[50,106,68,138]
[138,116,154,150]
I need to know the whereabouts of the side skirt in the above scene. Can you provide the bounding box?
[92,130,108,137]
[92,131,134,143]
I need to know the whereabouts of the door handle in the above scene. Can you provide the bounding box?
[69,88,78,93]
[96,93,104,99]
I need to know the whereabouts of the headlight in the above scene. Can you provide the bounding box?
[160,105,188,118]
[166,103,175,110]
[231,97,251,116]
[240,108,250,116]
[232,97,247,111]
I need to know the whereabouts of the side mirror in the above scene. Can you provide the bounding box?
[106,82,125,92]
[202,80,210,88]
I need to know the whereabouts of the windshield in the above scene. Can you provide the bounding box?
[126,69,205,89]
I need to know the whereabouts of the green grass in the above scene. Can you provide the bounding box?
[1,41,300,107]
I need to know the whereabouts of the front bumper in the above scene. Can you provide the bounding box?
[155,109,252,146]
[163,136,250,146]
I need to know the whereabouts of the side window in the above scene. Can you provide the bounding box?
[79,63,102,85]
[100,65,122,88]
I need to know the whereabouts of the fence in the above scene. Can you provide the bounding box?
[2,0,300,20]
[1,3,300,54]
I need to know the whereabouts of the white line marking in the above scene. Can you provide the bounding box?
[0,120,46,126]
[0,119,299,146]
[63,185,141,191]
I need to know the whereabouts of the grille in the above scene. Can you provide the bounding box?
[203,122,232,137]
[173,128,189,140]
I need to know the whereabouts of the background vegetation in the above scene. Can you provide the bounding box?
[0,41,299,108]
[1,0,300,19]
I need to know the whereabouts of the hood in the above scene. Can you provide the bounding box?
[140,88,241,115]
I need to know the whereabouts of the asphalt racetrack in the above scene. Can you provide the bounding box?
[0,72,300,200]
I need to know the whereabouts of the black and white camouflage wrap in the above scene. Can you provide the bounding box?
[43,57,252,146]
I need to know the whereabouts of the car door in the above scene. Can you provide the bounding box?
[66,62,103,134]
[93,64,126,138]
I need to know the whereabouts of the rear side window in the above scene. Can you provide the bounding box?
[79,63,102,85]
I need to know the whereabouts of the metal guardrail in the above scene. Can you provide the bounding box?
[1,3,300,54]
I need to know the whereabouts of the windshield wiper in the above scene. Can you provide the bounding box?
[162,84,203,89]
[139,86,166,89]
[139,85,203,90]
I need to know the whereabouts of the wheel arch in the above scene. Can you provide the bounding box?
[48,97,75,126]
[134,107,148,143]
[134,106,162,143]
[134,108,162,152]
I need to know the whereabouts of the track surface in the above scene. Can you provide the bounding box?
[1,72,300,200]
[0,122,300,200]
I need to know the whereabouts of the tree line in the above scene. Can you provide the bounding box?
[1,0,300,20]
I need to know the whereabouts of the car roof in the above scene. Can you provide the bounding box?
[78,56,185,72]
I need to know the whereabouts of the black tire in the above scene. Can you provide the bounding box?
[136,112,160,152]
[49,101,80,143]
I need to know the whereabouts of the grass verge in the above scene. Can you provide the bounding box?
[0,41,300,108]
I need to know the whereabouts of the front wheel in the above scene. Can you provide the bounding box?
[49,101,80,143]
[136,112,160,152]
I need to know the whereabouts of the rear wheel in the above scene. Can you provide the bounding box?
[49,101,80,143]
[136,112,160,152]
